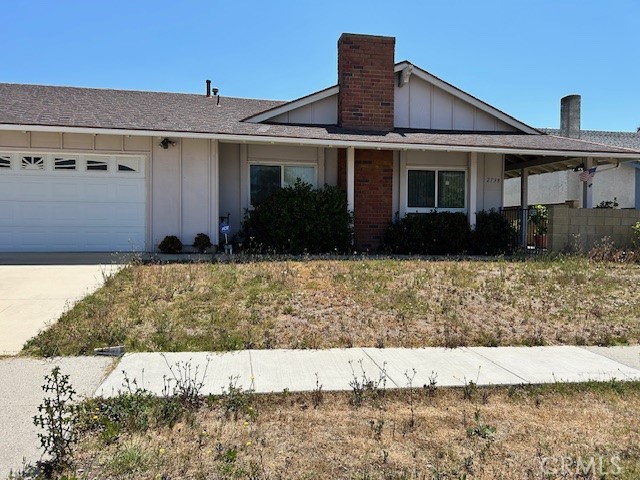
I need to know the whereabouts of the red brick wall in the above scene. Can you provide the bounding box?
[338,33,395,131]
[354,149,393,250]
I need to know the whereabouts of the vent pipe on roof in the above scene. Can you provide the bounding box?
[206,79,211,97]
[560,94,581,138]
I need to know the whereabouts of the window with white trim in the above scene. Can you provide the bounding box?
[0,155,11,169]
[407,169,466,211]
[249,164,316,206]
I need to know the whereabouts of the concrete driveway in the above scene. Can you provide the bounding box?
[0,254,124,355]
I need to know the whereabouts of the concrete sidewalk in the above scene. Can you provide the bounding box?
[0,356,114,479]
[97,345,640,397]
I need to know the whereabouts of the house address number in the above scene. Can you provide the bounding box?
[485,177,501,183]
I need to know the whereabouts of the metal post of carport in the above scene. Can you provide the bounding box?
[520,168,529,248]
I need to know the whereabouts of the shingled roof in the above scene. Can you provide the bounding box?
[1,83,639,157]
[541,128,640,150]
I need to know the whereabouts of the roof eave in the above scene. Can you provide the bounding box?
[1,123,639,159]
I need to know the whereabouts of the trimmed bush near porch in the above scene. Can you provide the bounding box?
[240,181,352,254]
[383,210,517,255]
[383,212,471,255]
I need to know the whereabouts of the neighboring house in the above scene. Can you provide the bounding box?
[505,95,640,209]
[1,33,639,252]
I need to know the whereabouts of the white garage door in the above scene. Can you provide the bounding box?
[0,152,146,252]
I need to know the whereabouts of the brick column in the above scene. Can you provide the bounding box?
[354,149,393,250]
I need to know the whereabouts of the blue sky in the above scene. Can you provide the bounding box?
[2,0,638,131]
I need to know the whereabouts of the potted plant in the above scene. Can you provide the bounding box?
[529,204,548,249]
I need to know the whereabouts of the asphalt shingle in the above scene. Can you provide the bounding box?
[1,83,639,156]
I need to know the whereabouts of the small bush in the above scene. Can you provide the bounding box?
[158,235,183,254]
[240,180,352,254]
[473,210,517,255]
[383,211,471,255]
[193,233,213,253]
[33,367,78,474]
[632,221,640,248]
[595,197,619,209]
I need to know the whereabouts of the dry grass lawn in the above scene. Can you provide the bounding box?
[69,382,640,479]
[23,257,640,356]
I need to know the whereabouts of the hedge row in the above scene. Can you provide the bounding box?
[383,210,517,255]
[240,182,517,255]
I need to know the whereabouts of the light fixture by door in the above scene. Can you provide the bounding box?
[159,138,176,149]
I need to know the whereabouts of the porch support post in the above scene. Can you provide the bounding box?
[520,168,529,247]
[635,164,640,210]
[469,152,478,228]
[211,139,219,245]
[347,146,355,213]
[582,157,594,208]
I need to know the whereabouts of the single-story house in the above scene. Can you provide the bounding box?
[505,95,640,209]
[1,33,639,252]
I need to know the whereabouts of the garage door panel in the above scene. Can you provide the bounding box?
[16,203,49,223]
[18,181,50,201]
[0,179,16,200]
[0,201,15,221]
[116,184,146,202]
[52,182,83,201]
[0,154,146,252]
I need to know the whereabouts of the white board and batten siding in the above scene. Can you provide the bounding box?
[151,138,219,249]
[270,95,338,125]
[394,76,518,132]
[260,75,520,133]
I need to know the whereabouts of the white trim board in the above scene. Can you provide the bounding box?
[1,124,638,159]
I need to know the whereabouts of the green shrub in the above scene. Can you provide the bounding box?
[158,235,183,254]
[240,181,352,254]
[529,204,548,235]
[33,367,78,474]
[382,211,471,255]
[632,221,640,248]
[473,210,517,255]
[193,233,213,253]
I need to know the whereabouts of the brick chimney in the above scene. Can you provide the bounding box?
[560,94,581,138]
[338,33,395,130]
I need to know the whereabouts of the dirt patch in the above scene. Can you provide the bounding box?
[70,383,640,479]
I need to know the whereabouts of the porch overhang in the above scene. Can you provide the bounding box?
[504,154,626,179]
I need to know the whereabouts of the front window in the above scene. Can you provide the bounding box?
[250,164,316,206]
[407,169,466,211]
[438,171,465,208]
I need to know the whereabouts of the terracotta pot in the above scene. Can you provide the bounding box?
[534,234,547,249]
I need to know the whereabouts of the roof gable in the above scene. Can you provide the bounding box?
[244,62,540,134]
[394,62,539,134]
[244,86,338,124]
